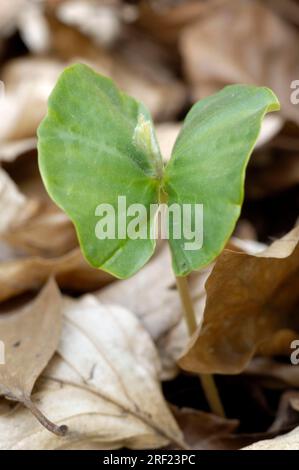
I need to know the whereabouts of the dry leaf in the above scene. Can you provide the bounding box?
[57,0,123,47]
[0,168,28,234]
[0,295,185,450]
[0,0,27,37]
[0,0,50,52]
[1,151,77,257]
[179,226,299,375]
[0,137,37,162]
[0,57,63,141]
[243,425,299,450]
[17,1,50,53]
[180,0,299,123]
[3,150,48,201]
[0,247,113,302]
[2,203,77,257]
[170,407,239,450]
[0,278,65,436]
[170,406,278,450]
[0,241,20,263]
[97,245,209,380]
[98,240,258,380]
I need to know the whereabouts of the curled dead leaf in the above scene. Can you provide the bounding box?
[179,226,299,375]
[0,295,185,450]
[0,279,66,436]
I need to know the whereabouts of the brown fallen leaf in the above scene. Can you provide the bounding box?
[3,149,49,201]
[180,0,299,124]
[243,425,299,450]
[170,407,239,450]
[0,247,113,303]
[0,168,28,234]
[0,57,63,141]
[170,406,278,450]
[0,241,21,263]
[98,239,261,380]
[179,226,299,375]
[0,151,77,257]
[0,278,65,436]
[0,295,185,450]
[2,203,77,257]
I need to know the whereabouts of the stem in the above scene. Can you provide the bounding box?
[175,275,225,418]
[22,396,68,436]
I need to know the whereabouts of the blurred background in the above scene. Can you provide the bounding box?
[1,0,299,300]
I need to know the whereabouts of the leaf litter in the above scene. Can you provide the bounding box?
[1,0,299,451]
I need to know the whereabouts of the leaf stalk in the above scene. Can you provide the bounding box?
[175,275,225,418]
[22,396,68,437]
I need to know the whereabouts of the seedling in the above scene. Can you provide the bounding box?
[38,63,279,417]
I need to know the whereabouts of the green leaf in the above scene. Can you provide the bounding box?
[38,63,162,278]
[164,85,280,275]
[38,64,279,279]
